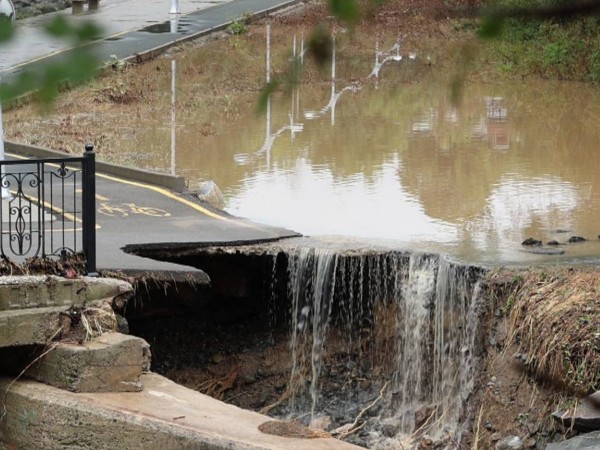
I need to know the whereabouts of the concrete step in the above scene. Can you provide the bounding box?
[0,373,363,450]
[26,332,151,393]
[0,276,132,347]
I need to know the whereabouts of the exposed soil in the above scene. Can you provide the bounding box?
[125,264,600,450]
[464,267,600,450]
[128,309,396,448]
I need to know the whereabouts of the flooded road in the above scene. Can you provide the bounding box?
[71,31,600,265]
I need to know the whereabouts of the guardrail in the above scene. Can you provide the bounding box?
[0,145,96,274]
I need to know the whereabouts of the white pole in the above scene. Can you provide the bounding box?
[170,60,176,176]
[170,15,179,33]
[0,79,10,199]
[1,4,17,199]
[266,24,271,167]
[331,35,336,126]
[169,0,180,14]
[266,24,271,84]
[298,34,303,120]
[291,35,296,138]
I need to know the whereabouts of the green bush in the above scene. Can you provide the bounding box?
[484,0,600,82]
[587,48,600,82]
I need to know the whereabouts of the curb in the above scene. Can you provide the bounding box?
[6,141,186,192]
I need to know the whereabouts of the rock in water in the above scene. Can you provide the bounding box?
[567,236,587,243]
[546,431,600,449]
[521,238,542,246]
[195,181,225,210]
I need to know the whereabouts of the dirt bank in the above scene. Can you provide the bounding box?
[126,263,599,450]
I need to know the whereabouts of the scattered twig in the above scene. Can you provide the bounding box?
[332,381,389,439]
[201,367,240,400]
[259,388,293,415]
[472,403,484,450]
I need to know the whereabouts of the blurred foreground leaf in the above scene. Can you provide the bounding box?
[0,18,103,106]
[450,76,463,106]
[478,15,504,39]
[75,21,102,42]
[44,15,72,38]
[308,23,333,68]
[329,0,359,26]
[0,19,14,42]
[256,79,280,114]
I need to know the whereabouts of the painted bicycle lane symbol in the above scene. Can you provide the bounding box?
[97,199,171,218]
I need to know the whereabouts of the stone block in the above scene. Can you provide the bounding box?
[27,332,151,392]
[0,275,132,311]
[0,306,63,347]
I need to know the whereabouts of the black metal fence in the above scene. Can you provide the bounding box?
[0,145,96,274]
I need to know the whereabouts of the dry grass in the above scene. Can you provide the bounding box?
[486,267,600,395]
[0,254,86,277]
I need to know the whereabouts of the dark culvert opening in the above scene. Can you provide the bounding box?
[122,241,488,449]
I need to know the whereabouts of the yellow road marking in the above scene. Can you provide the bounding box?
[3,188,101,231]
[7,152,229,221]
[95,172,230,221]
[2,176,104,229]
[7,188,82,225]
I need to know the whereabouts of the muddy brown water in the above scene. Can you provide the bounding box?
[120,29,600,266]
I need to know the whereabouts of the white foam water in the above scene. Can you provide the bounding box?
[274,247,484,449]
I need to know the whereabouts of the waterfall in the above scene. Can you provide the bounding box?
[270,246,484,448]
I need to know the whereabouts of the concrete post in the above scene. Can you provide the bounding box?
[169,0,180,14]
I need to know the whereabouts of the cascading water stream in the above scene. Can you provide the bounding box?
[393,254,438,433]
[271,246,484,448]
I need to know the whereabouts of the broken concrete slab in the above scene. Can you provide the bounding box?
[0,275,132,311]
[0,276,134,348]
[26,332,151,393]
[0,306,64,347]
[0,373,363,450]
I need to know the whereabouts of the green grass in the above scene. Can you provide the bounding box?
[484,0,600,82]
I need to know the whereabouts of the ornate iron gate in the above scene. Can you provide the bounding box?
[0,145,96,274]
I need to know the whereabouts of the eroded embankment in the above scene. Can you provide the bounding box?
[124,240,600,449]
[124,239,490,449]
[467,267,600,450]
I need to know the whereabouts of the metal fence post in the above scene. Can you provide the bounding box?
[82,144,97,276]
